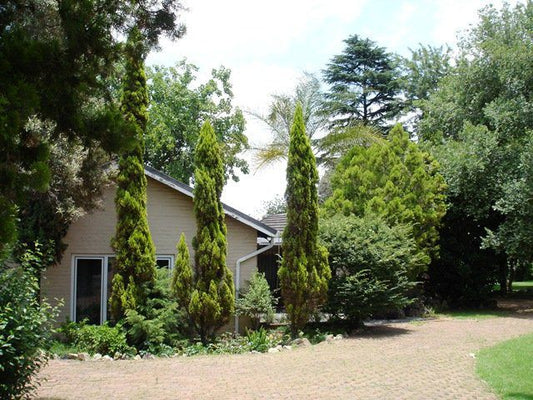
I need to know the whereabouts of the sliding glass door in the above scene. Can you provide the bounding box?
[74,258,103,324]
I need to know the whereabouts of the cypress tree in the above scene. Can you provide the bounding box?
[188,121,234,343]
[171,233,193,308]
[109,29,156,320]
[278,104,331,336]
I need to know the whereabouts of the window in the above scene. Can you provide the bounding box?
[72,254,173,324]
[156,256,173,269]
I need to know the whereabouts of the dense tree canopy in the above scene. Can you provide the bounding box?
[0,0,185,253]
[420,2,533,297]
[145,61,248,183]
[323,125,447,277]
[323,34,401,129]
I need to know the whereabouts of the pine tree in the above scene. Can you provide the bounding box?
[171,233,193,308]
[188,121,234,343]
[278,104,331,336]
[109,29,156,321]
[323,124,447,278]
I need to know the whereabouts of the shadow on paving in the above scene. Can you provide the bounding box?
[349,324,412,339]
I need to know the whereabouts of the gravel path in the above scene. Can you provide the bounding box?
[36,309,533,399]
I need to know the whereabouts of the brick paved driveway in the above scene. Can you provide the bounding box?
[36,312,533,400]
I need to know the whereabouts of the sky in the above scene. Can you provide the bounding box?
[147,0,520,219]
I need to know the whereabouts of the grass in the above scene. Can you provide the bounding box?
[494,281,533,292]
[476,333,533,400]
[439,310,510,320]
[512,281,533,290]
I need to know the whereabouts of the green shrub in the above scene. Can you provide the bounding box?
[0,250,57,399]
[236,272,277,330]
[74,323,131,355]
[320,214,417,327]
[124,268,187,352]
[245,327,272,352]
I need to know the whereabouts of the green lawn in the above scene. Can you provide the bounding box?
[512,281,533,290]
[494,281,533,292]
[476,333,533,400]
[439,310,510,320]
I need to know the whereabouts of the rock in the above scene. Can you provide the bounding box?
[251,350,260,354]
[134,354,142,360]
[291,338,311,347]
[142,353,155,360]
[52,353,61,360]
[102,355,113,361]
[113,352,123,360]
[325,334,334,343]
[468,353,476,359]
[77,352,90,361]
[267,347,280,353]
[334,334,343,340]
[92,353,102,361]
[282,345,292,351]
[67,353,78,360]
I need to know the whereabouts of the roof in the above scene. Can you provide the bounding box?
[261,213,287,233]
[144,165,277,238]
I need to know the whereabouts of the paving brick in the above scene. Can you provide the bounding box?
[36,312,533,399]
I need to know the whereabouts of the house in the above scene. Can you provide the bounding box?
[41,166,278,331]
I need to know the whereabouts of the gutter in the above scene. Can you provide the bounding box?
[234,233,280,333]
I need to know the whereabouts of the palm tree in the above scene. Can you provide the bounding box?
[251,73,383,170]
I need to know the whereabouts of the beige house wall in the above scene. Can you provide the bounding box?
[42,176,258,326]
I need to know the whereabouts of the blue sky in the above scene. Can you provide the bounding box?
[147,0,521,218]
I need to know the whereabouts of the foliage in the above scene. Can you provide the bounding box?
[324,124,447,274]
[320,214,417,327]
[0,0,185,253]
[400,44,452,131]
[16,125,112,267]
[125,268,186,352]
[236,272,277,330]
[476,333,533,400]
[73,323,131,356]
[278,104,331,336]
[0,248,57,399]
[261,195,287,217]
[322,34,402,129]
[110,29,156,320]
[171,233,193,308]
[244,327,272,352]
[186,121,234,344]
[252,73,328,169]
[420,3,533,295]
[146,61,248,183]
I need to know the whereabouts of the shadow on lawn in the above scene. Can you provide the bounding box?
[505,393,533,400]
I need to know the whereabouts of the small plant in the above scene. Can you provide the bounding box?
[74,323,131,356]
[236,272,277,330]
[245,327,272,352]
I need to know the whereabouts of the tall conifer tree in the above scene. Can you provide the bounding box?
[279,104,331,336]
[109,29,156,320]
[171,233,193,308]
[188,121,234,343]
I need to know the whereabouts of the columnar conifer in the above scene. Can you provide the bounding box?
[171,233,193,307]
[188,121,234,343]
[109,29,156,320]
[278,104,331,336]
